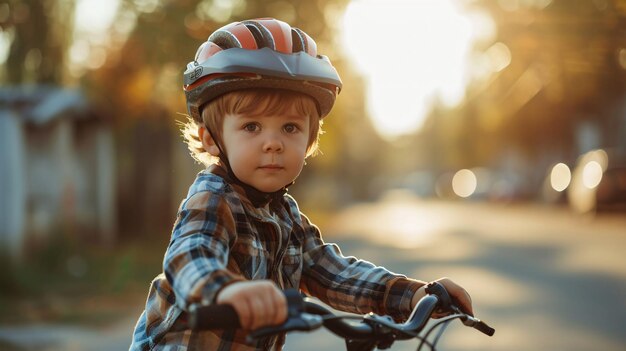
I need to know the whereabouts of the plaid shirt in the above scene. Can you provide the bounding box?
[130,165,423,350]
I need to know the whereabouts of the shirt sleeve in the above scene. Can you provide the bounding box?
[163,191,245,310]
[297,212,425,321]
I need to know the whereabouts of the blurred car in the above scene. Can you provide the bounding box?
[568,149,626,213]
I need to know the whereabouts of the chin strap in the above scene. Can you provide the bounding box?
[221,155,291,207]
[237,176,290,208]
[206,127,291,208]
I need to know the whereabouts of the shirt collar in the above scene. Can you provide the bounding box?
[207,164,289,209]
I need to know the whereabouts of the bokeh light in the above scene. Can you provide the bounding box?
[582,161,603,189]
[0,30,12,66]
[550,163,571,192]
[567,149,610,213]
[69,0,120,77]
[452,169,477,198]
[485,42,512,72]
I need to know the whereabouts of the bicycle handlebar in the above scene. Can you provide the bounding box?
[188,303,240,330]
[186,282,494,349]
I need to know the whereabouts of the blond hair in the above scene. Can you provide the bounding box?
[181,89,323,166]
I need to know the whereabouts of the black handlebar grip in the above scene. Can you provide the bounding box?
[188,289,302,331]
[474,321,495,336]
[189,303,240,330]
[284,288,305,317]
[425,281,453,309]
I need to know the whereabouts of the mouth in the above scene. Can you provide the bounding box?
[258,164,284,170]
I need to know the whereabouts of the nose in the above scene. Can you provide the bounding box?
[262,133,283,153]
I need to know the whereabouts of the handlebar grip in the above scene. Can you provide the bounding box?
[284,288,305,317]
[188,289,302,331]
[189,303,240,330]
[474,320,495,336]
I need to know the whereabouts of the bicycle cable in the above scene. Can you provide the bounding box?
[416,314,465,351]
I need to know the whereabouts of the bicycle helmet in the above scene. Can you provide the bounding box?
[183,18,342,122]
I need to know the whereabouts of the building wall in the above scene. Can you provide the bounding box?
[0,109,116,258]
[0,110,26,259]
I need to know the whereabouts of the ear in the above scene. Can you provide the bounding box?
[198,126,221,157]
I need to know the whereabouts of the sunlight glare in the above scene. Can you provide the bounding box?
[341,0,493,139]
[74,0,120,34]
[70,0,120,76]
[328,190,441,249]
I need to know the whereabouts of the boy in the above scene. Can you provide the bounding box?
[130,18,472,350]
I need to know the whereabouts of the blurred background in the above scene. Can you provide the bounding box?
[1,0,625,350]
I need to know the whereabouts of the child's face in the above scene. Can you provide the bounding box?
[220,110,311,192]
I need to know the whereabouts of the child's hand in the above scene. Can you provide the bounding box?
[411,277,474,317]
[216,280,288,330]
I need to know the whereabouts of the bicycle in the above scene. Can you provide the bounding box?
[184,282,495,350]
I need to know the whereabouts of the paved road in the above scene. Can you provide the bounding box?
[285,192,626,351]
[2,192,625,350]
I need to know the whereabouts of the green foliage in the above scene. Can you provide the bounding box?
[0,231,166,325]
[0,340,26,351]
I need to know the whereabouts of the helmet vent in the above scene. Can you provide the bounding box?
[291,28,307,53]
[243,21,276,50]
[208,30,242,49]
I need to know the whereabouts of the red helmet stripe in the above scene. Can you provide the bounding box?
[212,22,257,50]
[196,41,223,63]
[228,23,258,49]
[256,19,292,54]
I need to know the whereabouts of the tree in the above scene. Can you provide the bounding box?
[0,0,75,84]
[467,0,626,160]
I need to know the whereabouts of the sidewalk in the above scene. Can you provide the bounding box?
[0,317,137,351]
